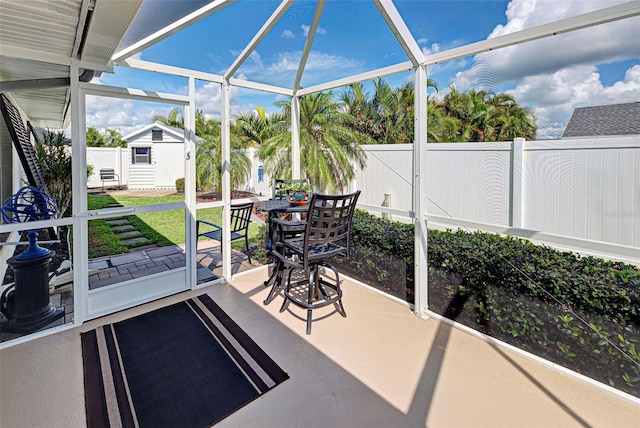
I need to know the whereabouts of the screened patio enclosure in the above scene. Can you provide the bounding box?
[1,0,639,404]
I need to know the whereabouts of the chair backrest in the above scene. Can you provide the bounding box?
[303,190,360,256]
[230,202,253,234]
[100,168,116,180]
[273,178,310,200]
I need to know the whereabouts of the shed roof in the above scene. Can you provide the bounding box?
[562,102,640,138]
[123,121,203,143]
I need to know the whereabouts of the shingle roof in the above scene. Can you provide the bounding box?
[562,102,640,138]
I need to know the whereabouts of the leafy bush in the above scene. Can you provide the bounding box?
[34,130,72,217]
[175,177,185,193]
[427,228,639,326]
[336,210,640,396]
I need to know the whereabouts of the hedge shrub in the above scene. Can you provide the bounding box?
[336,210,639,396]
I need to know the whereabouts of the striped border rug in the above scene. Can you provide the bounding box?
[81,294,289,428]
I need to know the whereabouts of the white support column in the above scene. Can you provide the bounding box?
[221,81,232,279]
[185,77,197,288]
[291,96,301,180]
[413,65,429,318]
[70,61,88,325]
[510,138,526,228]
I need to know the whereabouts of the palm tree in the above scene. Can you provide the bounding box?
[232,107,285,147]
[153,107,183,128]
[258,91,367,193]
[341,77,438,144]
[104,128,127,147]
[152,109,250,192]
[195,135,251,192]
[435,87,536,142]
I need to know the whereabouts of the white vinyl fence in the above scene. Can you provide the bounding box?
[86,147,128,189]
[87,136,639,263]
[356,136,639,263]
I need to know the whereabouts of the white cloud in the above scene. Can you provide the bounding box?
[301,24,327,37]
[195,82,223,114]
[421,43,441,56]
[516,63,640,138]
[281,29,294,39]
[232,49,364,87]
[448,0,639,138]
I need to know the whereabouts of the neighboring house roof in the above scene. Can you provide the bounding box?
[562,102,640,138]
[123,121,201,142]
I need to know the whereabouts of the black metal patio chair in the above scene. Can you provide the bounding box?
[270,190,360,334]
[196,202,254,264]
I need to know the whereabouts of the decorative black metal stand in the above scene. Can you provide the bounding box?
[1,250,63,333]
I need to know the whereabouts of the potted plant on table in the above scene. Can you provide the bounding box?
[283,181,312,205]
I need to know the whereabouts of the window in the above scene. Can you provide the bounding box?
[152,129,163,141]
[258,165,264,183]
[132,147,151,164]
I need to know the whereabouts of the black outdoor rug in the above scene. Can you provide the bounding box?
[81,294,289,428]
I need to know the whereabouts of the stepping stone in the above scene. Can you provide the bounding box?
[146,246,183,258]
[106,218,130,225]
[88,260,110,270]
[115,230,141,238]
[110,252,147,266]
[121,237,149,245]
[131,244,158,253]
[110,224,134,231]
[197,267,217,282]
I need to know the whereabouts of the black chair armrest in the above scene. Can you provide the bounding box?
[196,219,221,236]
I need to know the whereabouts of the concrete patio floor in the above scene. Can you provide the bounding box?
[1,267,638,427]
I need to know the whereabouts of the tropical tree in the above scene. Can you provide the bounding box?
[194,135,251,192]
[152,109,250,192]
[104,128,127,147]
[232,107,286,147]
[86,126,106,147]
[341,78,438,144]
[434,87,536,142]
[258,91,367,193]
[34,130,72,217]
[153,107,183,128]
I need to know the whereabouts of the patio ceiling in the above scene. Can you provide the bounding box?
[0,0,143,127]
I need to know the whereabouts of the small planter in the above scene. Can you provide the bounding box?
[289,190,308,205]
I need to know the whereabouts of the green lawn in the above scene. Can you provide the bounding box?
[87,194,264,259]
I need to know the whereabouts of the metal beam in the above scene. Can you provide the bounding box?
[422,1,640,66]
[221,81,232,280]
[0,78,70,92]
[117,58,224,83]
[228,77,293,96]
[297,61,413,96]
[79,82,189,104]
[373,0,424,67]
[291,96,301,180]
[293,0,325,94]
[112,0,237,62]
[413,65,429,319]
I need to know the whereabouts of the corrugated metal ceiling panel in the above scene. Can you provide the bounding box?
[82,0,144,64]
[0,0,81,56]
[0,0,142,128]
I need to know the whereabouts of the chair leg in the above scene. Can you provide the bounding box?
[279,268,294,313]
[305,268,317,335]
[245,235,251,264]
[264,259,284,305]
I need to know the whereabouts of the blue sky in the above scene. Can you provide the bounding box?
[89,0,640,140]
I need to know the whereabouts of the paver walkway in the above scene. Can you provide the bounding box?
[104,203,150,247]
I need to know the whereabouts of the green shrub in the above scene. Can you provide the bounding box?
[338,211,639,396]
[175,177,185,193]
